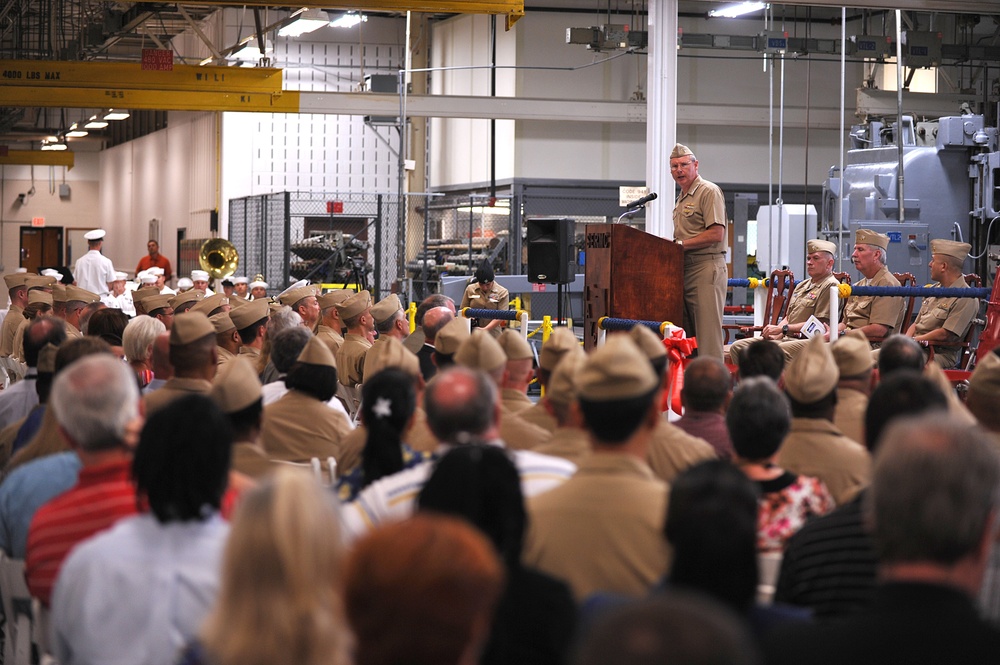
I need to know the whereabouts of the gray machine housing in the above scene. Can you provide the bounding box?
[823,114,999,286]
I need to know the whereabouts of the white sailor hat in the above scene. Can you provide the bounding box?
[233,276,249,285]
[40,269,62,279]
[249,279,269,290]
[83,229,106,241]
[113,271,128,281]
[139,271,157,284]
[191,270,210,282]
[147,266,164,276]
[177,277,194,289]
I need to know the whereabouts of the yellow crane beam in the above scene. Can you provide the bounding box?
[0,150,75,170]
[0,60,283,93]
[0,86,301,113]
[121,0,525,26]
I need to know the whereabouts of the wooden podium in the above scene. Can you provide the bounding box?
[583,224,684,350]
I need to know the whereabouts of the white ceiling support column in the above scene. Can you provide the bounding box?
[645,0,678,240]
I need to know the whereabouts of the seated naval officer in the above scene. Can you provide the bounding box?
[835,229,904,347]
[904,239,978,368]
[729,239,840,363]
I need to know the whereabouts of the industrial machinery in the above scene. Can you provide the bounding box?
[289,231,371,287]
[823,113,999,286]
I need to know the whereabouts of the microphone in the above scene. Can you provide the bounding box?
[624,192,658,208]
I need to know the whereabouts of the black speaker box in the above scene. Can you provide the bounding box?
[526,217,575,284]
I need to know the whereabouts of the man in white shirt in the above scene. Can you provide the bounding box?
[73,229,116,295]
[101,272,136,317]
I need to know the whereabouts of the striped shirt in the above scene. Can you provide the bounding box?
[26,457,138,606]
[773,490,877,618]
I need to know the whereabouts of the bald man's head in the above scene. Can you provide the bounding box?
[422,306,455,344]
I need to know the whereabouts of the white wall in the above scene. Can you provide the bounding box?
[99,112,218,275]
[0,155,101,275]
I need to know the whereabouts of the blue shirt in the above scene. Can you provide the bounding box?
[52,512,229,665]
[0,451,81,558]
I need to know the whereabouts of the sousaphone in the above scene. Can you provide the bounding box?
[199,238,239,280]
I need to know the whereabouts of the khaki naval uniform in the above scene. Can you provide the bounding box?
[0,306,23,357]
[337,333,372,387]
[142,377,213,417]
[911,276,977,368]
[777,417,872,506]
[316,324,345,356]
[646,418,718,484]
[833,387,868,447]
[11,317,29,361]
[533,426,591,467]
[519,401,557,434]
[460,282,509,338]
[730,273,840,363]
[501,387,533,414]
[260,390,352,464]
[216,347,237,371]
[63,322,82,341]
[842,266,903,343]
[524,454,671,601]
[231,440,278,480]
[674,175,728,361]
[500,406,552,452]
[238,346,260,361]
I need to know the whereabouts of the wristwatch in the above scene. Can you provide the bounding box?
[782,324,789,335]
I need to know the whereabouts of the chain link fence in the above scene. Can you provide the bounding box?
[229,191,403,300]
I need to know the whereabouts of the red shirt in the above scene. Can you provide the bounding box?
[135,254,173,281]
[25,458,138,606]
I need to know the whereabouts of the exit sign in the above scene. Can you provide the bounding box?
[31,217,45,227]
[326,201,344,214]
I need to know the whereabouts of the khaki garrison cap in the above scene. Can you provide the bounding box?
[930,239,972,263]
[28,291,52,306]
[229,299,269,330]
[855,229,890,250]
[629,324,667,361]
[25,275,56,290]
[578,335,657,402]
[670,143,695,159]
[170,312,215,346]
[209,312,236,334]
[278,284,320,307]
[366,336,420,379]
[546,351,586,409]
[784,335,839,404]
[191,293,229,316]
[65,285,100,304]
[169,290,203,310]
[434,317,471,356]
[144,294,173,314]
[371,294,402,326]
[831,329,872,377]
[807,239,838,256]
[969,350,1000,403]
[539,327,582,371]
[37,343,58,373]
[498,329,533,361]
[52,283,67,304]
[210,357,262,414]
[335,290,372,320]
[455,330,507,373]
[3,273,31,290]
[297,335,337,368]
[318,289,353,310]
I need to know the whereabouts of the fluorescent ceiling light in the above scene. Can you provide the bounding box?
[231,39,273,62]
[84,115,108,129]
[66,123,88,138]
[278,8,330,37]
[41,140,67,151]
[104,109,130,120]
[708,2,768,18]
[330,12,366,29]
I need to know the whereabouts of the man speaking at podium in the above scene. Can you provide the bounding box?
[670,143,728,360]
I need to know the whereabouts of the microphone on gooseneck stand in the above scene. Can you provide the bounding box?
[624,192,658,209]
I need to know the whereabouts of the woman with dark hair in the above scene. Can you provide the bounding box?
[418,445,577,665]
[727,377,833,552]
[50,394,233,665]
[336,368,429,502]
[85,307,131,359]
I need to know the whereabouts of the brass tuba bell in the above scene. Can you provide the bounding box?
[199,238,239,280]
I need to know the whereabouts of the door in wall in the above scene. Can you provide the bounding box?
[20,227,63,273]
